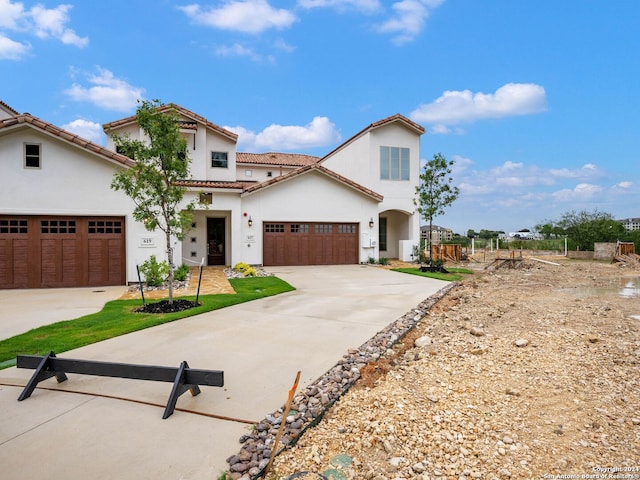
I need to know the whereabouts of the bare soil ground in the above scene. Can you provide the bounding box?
[272,257,640,480]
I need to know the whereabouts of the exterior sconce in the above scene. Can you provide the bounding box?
[248,216,253,227]
[369,218,375,228]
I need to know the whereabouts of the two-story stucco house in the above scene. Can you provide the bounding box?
[0,101,424,289]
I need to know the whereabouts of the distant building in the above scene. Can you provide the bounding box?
[619,218,640,231]
[420,224,453,244]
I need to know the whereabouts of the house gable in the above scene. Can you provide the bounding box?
[103,103,239,183]
[319,113,423,212]
[242,164,383,202]
[0,101,19,120]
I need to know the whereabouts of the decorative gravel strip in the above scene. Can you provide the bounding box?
[224,282,457,479]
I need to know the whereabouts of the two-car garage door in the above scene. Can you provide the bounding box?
[0,216,125,289]
[263,222,359,266]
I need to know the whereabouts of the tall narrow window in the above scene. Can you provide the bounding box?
[379,217,387,251]
[25,143,41,168]
[380,146,410,180]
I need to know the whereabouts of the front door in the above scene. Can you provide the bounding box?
[207,218,225,265]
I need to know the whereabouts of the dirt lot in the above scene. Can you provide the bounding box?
[271,257,640,479]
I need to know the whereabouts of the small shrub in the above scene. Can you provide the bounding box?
[378,257,389,265]
[368,256,376,264]
[234,262,250,272]
[139,255,169,287]
[174,264,190,282]
[431,258,444,268]
[233,262,257,277]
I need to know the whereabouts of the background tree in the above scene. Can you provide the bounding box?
[111,100,202,303]
[414,153,459,263]
[556,209,625,251]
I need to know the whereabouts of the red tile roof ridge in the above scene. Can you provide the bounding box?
[236,151,320,166]
[102,103,238,142]
[0,113,135,167]
[0,100,19,115]
[175,180,255,189]
[319,113,424,163]
[242,164,383,201]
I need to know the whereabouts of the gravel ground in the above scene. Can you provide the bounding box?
[270,257,640,480]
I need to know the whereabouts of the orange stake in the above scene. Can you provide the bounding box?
[265,370,301,476]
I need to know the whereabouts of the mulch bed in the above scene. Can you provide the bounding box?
[135,299,198,314]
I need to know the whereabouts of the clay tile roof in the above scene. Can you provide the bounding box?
[242,164,383,201]
[236,152,320,167]
[0,114,135,167]
[0,100,19,116]
[175,180,256,190]
[102,103,238,142]
[320,113,424,163]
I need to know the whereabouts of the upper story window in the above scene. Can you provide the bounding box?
[211,151,228,168]
[25,143,41,168]
[380,146,410,180]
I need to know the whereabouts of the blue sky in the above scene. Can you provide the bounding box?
[1,0,638,234]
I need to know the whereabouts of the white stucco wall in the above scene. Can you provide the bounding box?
[0,127,169,284]
[322,122,422,254]
[240,170,380,264]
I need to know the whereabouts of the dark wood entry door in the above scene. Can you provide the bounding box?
[207,218,225,265]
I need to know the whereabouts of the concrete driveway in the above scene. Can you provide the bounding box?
[0,265,448,480]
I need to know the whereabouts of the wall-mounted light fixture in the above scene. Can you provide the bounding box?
[369,217,375,228]
[248,216,253,227]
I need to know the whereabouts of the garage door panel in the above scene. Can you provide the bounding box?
[0,238,29,288]
[40,238,79,287]
[264,222,358,266]
[0,216,125,289]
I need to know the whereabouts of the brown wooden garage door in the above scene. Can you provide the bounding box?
[263,222,358,266]
[0,216,125,289]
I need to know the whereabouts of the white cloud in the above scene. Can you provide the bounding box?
[215,43,260,60]
[64,67,145,112]
[0,0,87,58]
[375,0,444,45]
[61,118,104,144]
[226,116,341,151]
[549,163,601,179]
[0,0,23,29]
[0,33,29,59]
[179,0,297,34]
[411,83,548,126]
[551,183,603,201]
[450,154,473,173]
[616,181,632,189]
[29,3,88,47]
[297,0,381,13]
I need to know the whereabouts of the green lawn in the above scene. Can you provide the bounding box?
[0,276,294,369]
[391,266,474,282]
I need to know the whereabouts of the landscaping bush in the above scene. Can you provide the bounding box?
[139,255,169,287]
[174,264,190,282]
[233,262,257,277]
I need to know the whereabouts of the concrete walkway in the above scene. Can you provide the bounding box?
[0,265,448,480]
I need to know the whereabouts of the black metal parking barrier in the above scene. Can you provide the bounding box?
[16,351,224,419]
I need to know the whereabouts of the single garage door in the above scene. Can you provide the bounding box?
[263,222,358,266]
[0,216,125,289]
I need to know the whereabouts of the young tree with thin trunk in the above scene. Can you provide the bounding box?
[111,100,202,304]
[414,153,460,264]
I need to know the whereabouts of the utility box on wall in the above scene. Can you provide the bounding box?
[361,232,375,248]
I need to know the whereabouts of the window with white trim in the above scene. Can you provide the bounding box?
[380,146,410,180]
[25,143,41,168]
[211,151,228,168]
